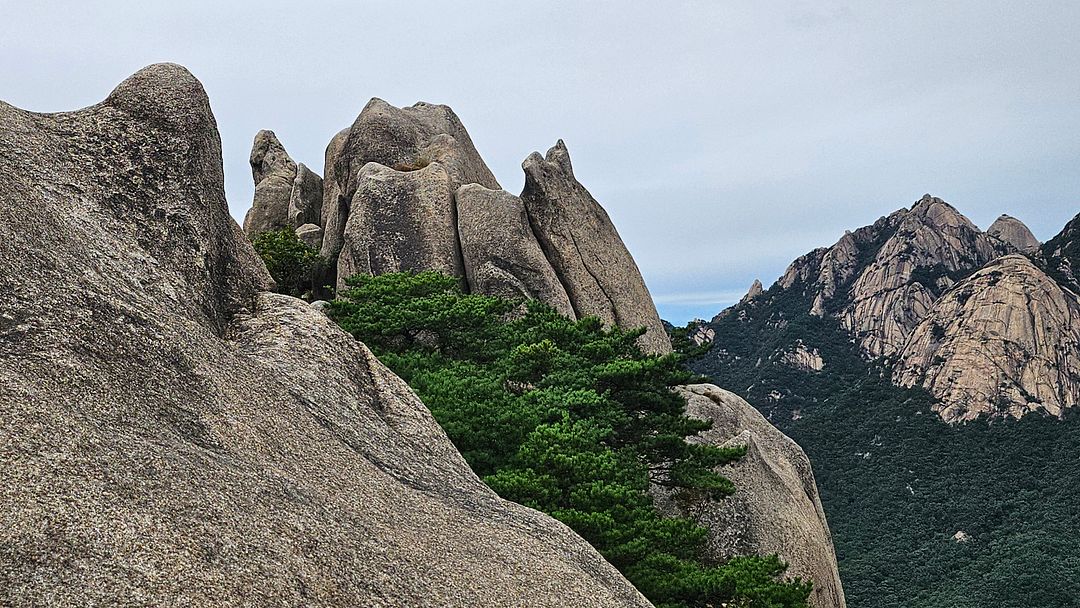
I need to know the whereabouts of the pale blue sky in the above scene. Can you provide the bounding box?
[4,1,1079,323]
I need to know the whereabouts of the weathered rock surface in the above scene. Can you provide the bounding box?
[743,278,764,303]
[322,98,499,267]
[782,341,825,372]
[653,385,846,608]
[295,223,323,249]
[520,141,671,354]
[0,64,655,608]
[894,255,1080,422]
[780,195,1006,358]
[336,161,463,290]
[288,162,324,229]
[243,130,324,242]
[987,214,1040,253]
[243,130,296,235]
[456,184,575,317]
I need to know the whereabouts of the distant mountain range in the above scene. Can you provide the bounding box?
[684,195,1080,608]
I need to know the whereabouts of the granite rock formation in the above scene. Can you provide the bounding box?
[987,214,1040,253]
[455,184,575,317]
[653,385,846,608]
[251,100,671,353]
[780,195,1006,358]
[520,141,671,354]
[321,98,499,265]
[0,64,655,608]
[336,161,463,290]
[243,130,323,244]
[894,255,1080,422]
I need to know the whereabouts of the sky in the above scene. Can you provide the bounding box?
[3,1,1079,323]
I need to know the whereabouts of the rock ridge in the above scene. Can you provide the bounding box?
[0,64,654,607]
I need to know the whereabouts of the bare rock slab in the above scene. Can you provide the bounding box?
[520,140,671,354]
[456,183,575,317]
[653,385,847,608]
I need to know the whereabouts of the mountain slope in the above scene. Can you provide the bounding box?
[687,196,1080,608]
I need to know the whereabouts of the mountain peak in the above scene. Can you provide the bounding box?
[987,213,1041,253]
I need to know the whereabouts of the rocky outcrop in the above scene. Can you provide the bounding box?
[243,130,323,243]
[321,98,499,266]
[289,162,324,229]
[248,101,670,353]
[987,214,1040,253]
[0,64,655,608]
[521,141,671,354]
[456,184,575,317]
[783,341,825,372]
[779,195,1006,358]
[743,278,764,303]
[894,255,1080,422]
[653,385,846,608]
[336,161,463,290]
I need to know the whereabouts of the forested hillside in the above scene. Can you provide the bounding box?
[686,262,1080,608]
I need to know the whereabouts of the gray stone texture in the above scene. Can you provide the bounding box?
[520,140,671,354]
[456,184,575,317]
[0,64,655,608]
[654,385,847,608]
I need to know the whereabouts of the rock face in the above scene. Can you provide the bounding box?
[0,64,655,608]
[780,195,1007,358]
[242,130,323,243]
[250,100,671,353]
[988,214,1040,253]
[743,278,764,303]
[521,141,671,354]
[321,98,499,266]
[653,385,846,608]
[783,341,825,372]
[336,161,463,290]
[456,184,575,317]
[894,255,1080,422]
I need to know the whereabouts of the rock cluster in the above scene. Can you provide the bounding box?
[242,130,324,246]
[0,64,657,607]
[247,99,670,353]
[653,385,846,608]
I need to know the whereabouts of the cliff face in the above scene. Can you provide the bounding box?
[0,64,654,607]
[895,255,1080,422]
[780,195,1006,358]
[653,385,846,608]
[249,102,670,353]
[759,194,1080,422]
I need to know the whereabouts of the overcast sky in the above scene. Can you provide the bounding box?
[4,1,1079,322]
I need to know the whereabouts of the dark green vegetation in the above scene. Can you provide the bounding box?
[250,228,324,299]
[686,277,1080,608]
[326,271,812,608]
[1040,212,1080,290]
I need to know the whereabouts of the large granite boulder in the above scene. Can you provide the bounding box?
[322,98,499,267]
[653,385,846,608]
[0,64,653,608]
[288,162,324,228]
[520,140,670,354]
[894,255,1080,422]
[456,184,575,317]
[336,161,463,290]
